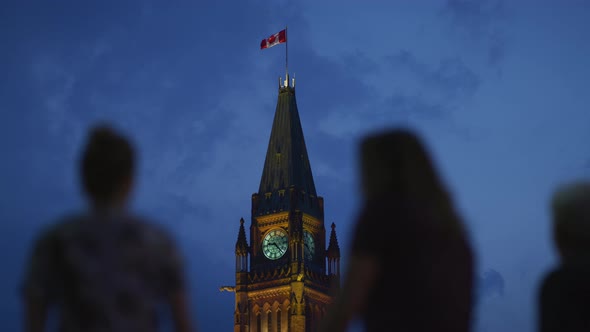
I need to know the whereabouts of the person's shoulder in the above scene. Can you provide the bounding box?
[42,212,88,236]
[28,212,87,251]
[125,214,177,244]
[125,214,167,232]
[540,268,565,299]
[543,267,563,282]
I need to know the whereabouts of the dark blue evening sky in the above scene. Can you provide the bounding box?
[1,1,589,331]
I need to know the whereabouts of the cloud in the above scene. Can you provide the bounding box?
[432,57,481,99]
[314,48,481,144]
[487,30,506,67]
[316,110,368,139]
[294,52,379,120]
[441,0,509,68]
[386,50,480,101]
[443,0,505,35]
[384,93,449,119]
[338,50,382,76]
[30,55,78,136]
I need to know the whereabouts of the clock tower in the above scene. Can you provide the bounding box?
[227,74,340,332]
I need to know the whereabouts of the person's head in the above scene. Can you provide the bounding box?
[551,181,590,260]
[79,124,136,209]
[359,128,447,202]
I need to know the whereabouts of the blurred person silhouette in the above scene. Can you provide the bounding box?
[318,129,474,332]
[21,124,196,332]
[538,181,590,332]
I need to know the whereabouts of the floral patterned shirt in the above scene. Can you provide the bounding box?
[21,211,186,332]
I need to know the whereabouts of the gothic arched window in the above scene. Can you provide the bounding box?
[277,309,282,332]
[257,313,261,332]
[267,311,272,331]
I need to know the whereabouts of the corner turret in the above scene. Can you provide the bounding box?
[327,222,340,278]
[235,218,249,272]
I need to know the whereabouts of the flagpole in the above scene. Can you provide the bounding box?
[285,25,288,79]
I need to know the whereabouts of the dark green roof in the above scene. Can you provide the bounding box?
[258,86,317,197]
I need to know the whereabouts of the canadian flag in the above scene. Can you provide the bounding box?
[260,29,286,50]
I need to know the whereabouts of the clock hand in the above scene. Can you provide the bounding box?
[272,243,286,256]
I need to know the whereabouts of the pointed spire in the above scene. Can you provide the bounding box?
[255,75,323,218]
[235,218,248,255]
[327,222,340,258]
[259,77,316,196]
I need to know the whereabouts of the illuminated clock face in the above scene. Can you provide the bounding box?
[262,228,288,260]
[304,230,315,260]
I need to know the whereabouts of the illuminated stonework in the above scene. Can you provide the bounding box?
[229,78,341,332]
